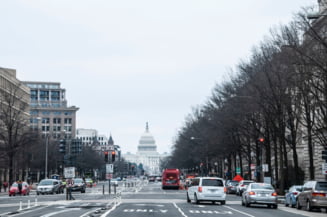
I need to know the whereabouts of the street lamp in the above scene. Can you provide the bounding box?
[45,133,49,179]
[214,162,218,176]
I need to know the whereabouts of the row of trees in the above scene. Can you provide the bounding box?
[165,7,327,193]
[0,83,104,184]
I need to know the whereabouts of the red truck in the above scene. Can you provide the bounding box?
[162,168,180,190]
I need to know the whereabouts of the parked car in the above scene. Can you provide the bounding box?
[296,180,327,212]
[285,185,302,208]
[226,180,239,194]
[241,182,278,208]
[71,178,86,193]
[37,179,61,195]
[236,180,254,196]
[9,181,30,196]
[111,178,119,186]
[187,177,226,205]
[148,176,156,182]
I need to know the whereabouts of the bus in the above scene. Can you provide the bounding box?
[162,168,180,189]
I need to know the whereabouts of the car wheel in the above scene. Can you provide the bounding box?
[285,199,289,207]
[194,194,199,204]
[245,199,250,207]
[221,201,225,205]
[296,199,302,209]
[186,193,191,203]
[306,200,312,211]
[272,204,278,209]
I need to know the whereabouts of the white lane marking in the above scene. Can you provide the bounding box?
[100,201,121,217]
[173,203,188,217]
[224,205,255,217]
[40,208,81,217]
[80,208,101,217]
[134,204,165,207]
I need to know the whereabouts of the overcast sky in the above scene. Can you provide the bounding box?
[1,0,317,154]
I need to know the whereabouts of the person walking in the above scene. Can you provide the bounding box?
[3,181,8,192]
[66,179,75,200]
[17,180,23,195]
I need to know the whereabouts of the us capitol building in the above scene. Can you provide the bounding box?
[123,123,168,175]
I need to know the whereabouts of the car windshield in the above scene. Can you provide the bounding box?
[229,182,238,186]
[39,180,53,185]
[316,182,327,191]
[294,186,302,191]
[74,179,83,183]
[202,179,223,187]
[251,183,274,190]
[243,181,253,185]
[12,183,18,187]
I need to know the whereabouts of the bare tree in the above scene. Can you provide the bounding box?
[0,81,34,183]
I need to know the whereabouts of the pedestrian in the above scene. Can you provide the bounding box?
[3,181,8,192]
[17,180,23,195]
[66,179,75,200]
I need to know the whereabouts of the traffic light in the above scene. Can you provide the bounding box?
[111,151,116,162]
[59,140,66,154]
[322,149,327,161]
[258,138,264,143]
[104,151,109,162]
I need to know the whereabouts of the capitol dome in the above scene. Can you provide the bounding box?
[138,122,157,153]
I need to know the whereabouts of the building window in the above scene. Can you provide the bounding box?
[53,118,61,124]
[31,90,38,100]
[42,118,50,124]
[40,90,49,100]
[64,118,72,124]
[51,91,60,101]
[42,126,50,131]
[64,126,72,132]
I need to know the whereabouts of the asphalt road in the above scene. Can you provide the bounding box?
[0,180,326,217]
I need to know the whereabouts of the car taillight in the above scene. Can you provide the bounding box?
[249,191,255,195]
[272,192,278,196]
[198,187,202,192]
[241,185,245,187]
[224,187,227,193]
[312,192,326,197]
[292,192,298,195]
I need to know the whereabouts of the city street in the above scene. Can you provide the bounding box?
[0,180,326,217]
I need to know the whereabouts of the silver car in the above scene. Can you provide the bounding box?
[36,179,61,195]
[296,181,327,211]
[241,182,278,208]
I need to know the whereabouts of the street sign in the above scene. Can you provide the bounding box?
[106,173,113,180]
[322,163,327,175]
[64,167,75,178]
[236,167,241,174]
[262,164,269,172]
[106,164,114,173]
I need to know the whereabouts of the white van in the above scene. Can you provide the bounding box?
[187,177,226,205]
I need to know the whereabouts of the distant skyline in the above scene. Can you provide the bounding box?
[1,0,317,154]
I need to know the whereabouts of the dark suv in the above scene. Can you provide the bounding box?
[71,178,86,193]
[296,180,327,211]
